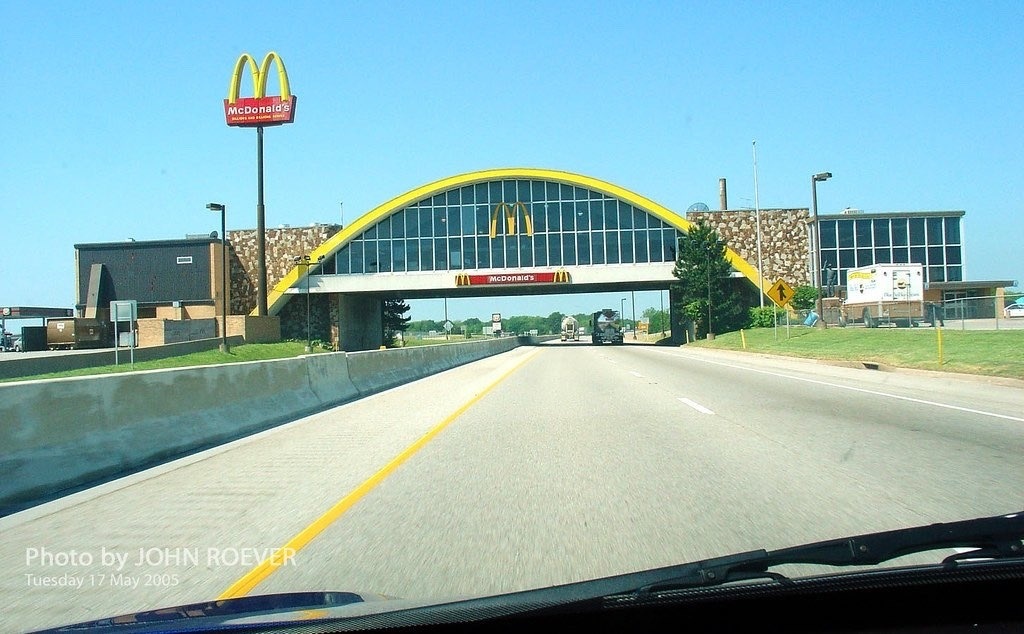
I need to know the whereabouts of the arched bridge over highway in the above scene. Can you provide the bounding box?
[263,168,769,349]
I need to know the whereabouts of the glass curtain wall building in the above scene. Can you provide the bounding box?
[331,180,683,276]
[817,211,964,286]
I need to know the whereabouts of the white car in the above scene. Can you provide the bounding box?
[1005,303,1024,318]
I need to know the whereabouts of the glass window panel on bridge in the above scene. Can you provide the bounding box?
[327,179,685,275]
[619,231,634,264]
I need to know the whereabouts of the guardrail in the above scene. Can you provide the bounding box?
[0,336,544,516]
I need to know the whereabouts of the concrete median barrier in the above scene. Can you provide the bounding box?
[0,337,537,515]
[345,336,521,394]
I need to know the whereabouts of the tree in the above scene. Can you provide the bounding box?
[545,311,565,335]
[642,307,669,334]
[791,285,819,311]
[382,299,411,347]
[671,219,746,339]
[462,317,484,335]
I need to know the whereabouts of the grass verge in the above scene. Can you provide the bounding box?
[1,342,326,383]
[689,326,1024,380]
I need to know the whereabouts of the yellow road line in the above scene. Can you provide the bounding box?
[218,347,542,599]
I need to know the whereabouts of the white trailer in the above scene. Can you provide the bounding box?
[842,263,924,328]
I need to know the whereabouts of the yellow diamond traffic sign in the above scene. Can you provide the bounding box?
[767,278,795,306]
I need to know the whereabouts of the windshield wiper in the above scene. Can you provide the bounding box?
[628,511,1024,595]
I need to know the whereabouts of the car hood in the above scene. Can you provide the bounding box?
[35,591,449,632]
[36,510,1024,633]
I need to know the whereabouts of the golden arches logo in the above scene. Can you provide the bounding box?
[553,269,571,284]
[455,273,472,287]
[489,202,534,239]
[223,51,297,127]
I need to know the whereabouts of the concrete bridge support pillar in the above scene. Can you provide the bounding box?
[669,286,691,345]
[338,294,383,351]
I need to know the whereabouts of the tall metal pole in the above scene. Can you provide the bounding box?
[811,176,820,290]
[753,140,764,307]
[305,259,311,353]
[208,203,229,353]
[631,290,636,339]
[811,172,832,328]
[660,289,665,336]
[256,126,268,316]
[221,206,228,352]
[707,253,712,337]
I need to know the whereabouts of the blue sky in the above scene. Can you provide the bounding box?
[2,1,1021,322]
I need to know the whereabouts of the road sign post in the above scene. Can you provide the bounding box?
[767,279,795,307]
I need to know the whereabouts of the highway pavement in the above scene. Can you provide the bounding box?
[2,340,1023,631]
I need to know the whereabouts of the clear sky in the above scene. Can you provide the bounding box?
[3,1,1021,322]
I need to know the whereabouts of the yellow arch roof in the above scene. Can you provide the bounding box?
[262,167,769,315]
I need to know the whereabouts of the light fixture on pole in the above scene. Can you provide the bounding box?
[206,203,228,353]
[811,172,832,328]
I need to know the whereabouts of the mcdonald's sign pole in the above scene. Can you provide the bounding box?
[223,51,297,316]
[256,125,269,316]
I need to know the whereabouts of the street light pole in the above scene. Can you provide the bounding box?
[206,203,228,353]
[631,290,636,339]
[293,255,325,353]
[707,252,712,338]
[294,255,311,352]
[660,289,665,336]
[811,172,832,328]
[753,140,764,308]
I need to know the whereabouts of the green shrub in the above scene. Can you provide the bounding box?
[748,306,785,328]
[791,285,818,310]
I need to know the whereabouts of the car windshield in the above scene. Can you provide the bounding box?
[2,3,1023,632]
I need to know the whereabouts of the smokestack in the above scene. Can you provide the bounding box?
[719,178,728,210]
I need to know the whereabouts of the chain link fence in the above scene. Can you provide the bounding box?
[786,295,1024,330]
[935,295,1024,330]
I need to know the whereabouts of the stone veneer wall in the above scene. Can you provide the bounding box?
[686,209,812,286]
[278,293,336,347]
[227,224,342,315]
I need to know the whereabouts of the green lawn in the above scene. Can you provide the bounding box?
[688,326,1024,380]
[1,337,504,382]
[1,342,327,383]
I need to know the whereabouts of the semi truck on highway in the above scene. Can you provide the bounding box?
[560,316,580,341]
[842,263,924,328]
[591,309,624,345]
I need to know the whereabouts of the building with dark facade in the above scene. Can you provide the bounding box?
[817,210,964,287]
[74,237,222,318]
[813,209,1012,315]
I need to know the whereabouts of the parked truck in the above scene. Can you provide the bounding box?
[842,263,924,328]
[46,317,111,350]
[560,316,580,342]
[591,309,624,345]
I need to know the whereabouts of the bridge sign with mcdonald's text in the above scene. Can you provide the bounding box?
[455,270,570,286]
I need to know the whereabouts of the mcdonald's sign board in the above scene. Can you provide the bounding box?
[224,52,296,127]
[455,270,571,286]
